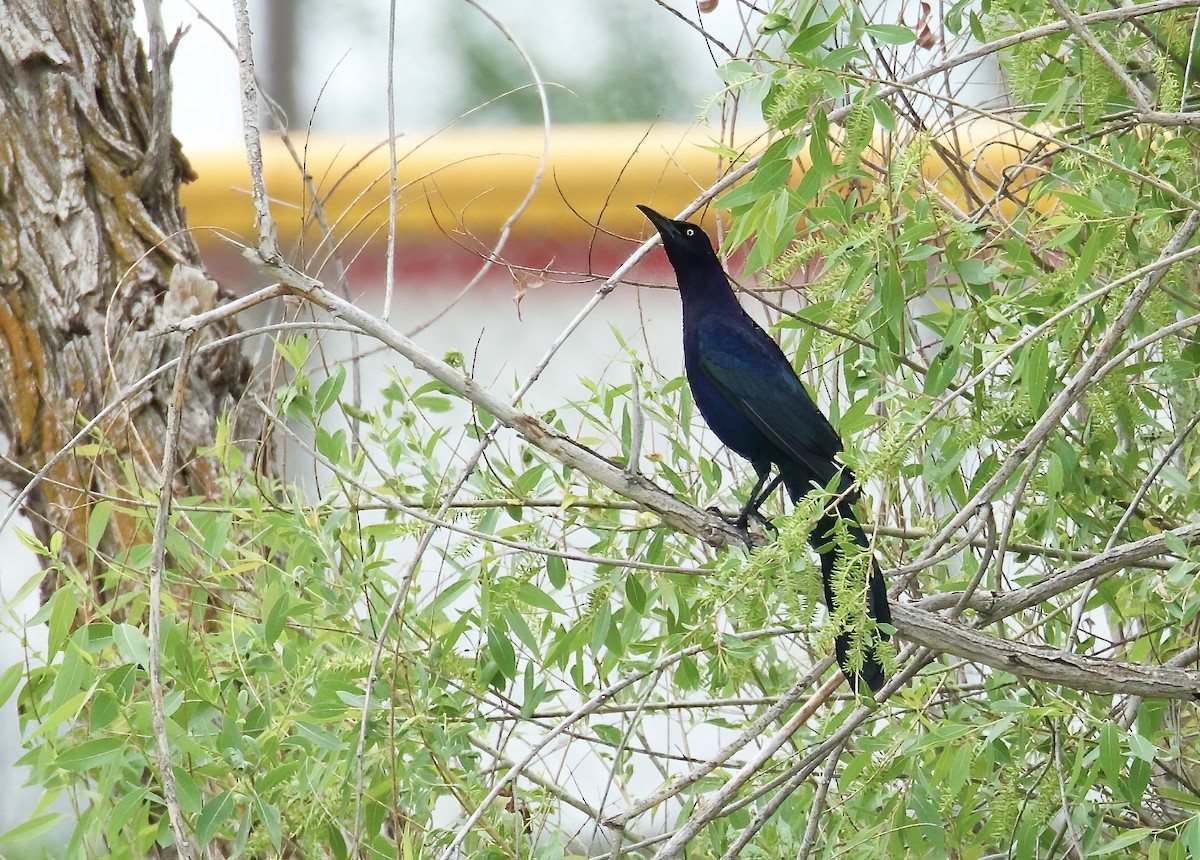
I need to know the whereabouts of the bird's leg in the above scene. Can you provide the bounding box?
[737,471,784,531]
[750,474,785,534]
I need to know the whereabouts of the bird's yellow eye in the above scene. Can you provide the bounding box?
[685,228,695,236]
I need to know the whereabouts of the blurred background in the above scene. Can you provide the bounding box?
[0,0,1007,844]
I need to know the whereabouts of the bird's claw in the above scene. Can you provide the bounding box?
[732,507,778,538]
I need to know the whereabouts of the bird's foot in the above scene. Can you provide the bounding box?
[732,507,778,538]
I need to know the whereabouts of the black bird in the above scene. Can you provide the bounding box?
[639,204,891,693]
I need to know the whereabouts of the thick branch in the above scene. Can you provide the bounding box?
[893,604,1200,700]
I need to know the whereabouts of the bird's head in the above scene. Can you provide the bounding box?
[637,205,719,272]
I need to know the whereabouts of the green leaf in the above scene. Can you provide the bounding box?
[1093,828,1155,855]
[1025,339,1049,410]
[517,581,563,614]
[50,641,91,711]
[945,743,973,799]
[1099,723,1122,780]
[546,555,567,590]
[87,501,111,553]
[173,765,203,815]
[0,662,23,708]
[1185,815,1200,859]
[759,13,791,34]
[788,19,839,54]
[263,585,290,646]
[865,24,917,44]
[430,577,473,613]
[625,574,647,614]
[488,625,517,679]
[0,813,62,845]
[254,795,283,851]
[1128,731,1157,763]
[1056,192,1108,217]
[751,139,796,195]
[196,790,236,848]
[0,569,46,615]
[717,59,757,86]
[1164,531,1189,557]
[112,623,150,669]
[839,396,879,435]
[108,788,150,844]
[54,737,126,771]
[257,760,303,794]
[315,366,347,414]
[294,722,348,752]
[590,602,612,656]
[47,587,77,660]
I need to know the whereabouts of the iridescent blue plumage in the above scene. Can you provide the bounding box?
[639,205,891,693]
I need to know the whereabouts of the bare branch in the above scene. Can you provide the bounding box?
[894,603,1200,700]
[406,0,552,334]
[231,0,279,258]
[255,254,750,544]
[972,522,1200,620]
[147,330,198,860]
[798,741,845,860]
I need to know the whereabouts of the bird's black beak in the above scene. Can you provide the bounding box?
[637,205,680,239]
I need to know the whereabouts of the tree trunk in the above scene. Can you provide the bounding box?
[0,1,255,608]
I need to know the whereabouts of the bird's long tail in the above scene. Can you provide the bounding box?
[812,504,892,694]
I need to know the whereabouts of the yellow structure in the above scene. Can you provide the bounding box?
[179,121,1052,248]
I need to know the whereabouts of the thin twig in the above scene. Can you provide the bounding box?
[795,741,845,860]
[137,0,173,192]
[1069,407,1200,644]
[901,245,1200,457]
[1052,722,1086,859]
[968,521,1200,621]
[651,646,932,858]
[591,669,664,848]
[649,672,846,858]
[231,0,279,259]
[147,330,198,860]
[466,735,652,842]
[405,0,551,336]
[382,0,399,319]
[253,398,705,575]
[721,738,845,860]
[0,314,357,539]
[950,502,995,619]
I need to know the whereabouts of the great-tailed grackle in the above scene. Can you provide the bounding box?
[639,204,891,693]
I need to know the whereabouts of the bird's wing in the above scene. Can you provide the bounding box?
[695,309,845,483]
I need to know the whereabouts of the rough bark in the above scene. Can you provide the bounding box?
[0,1,254,608]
